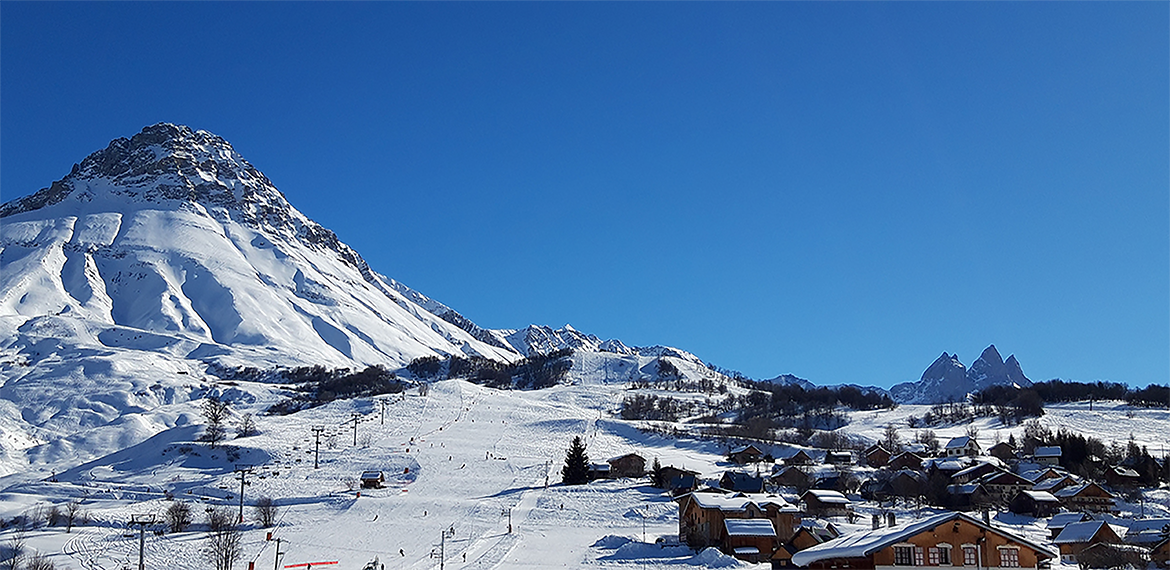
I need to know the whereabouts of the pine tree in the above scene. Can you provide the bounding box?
[650,457,665,488]
[561,436,590,485]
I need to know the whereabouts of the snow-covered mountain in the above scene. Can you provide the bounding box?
[889,344,1031,404]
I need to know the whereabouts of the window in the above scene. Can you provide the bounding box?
[1000,548,1020,568]
[963,546,977,566]
[895,546,914,565]
[930,547,941,566]
[938,546,951,565]
[915,547,925,566]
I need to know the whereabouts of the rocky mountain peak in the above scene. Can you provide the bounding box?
[891,345,1031,404]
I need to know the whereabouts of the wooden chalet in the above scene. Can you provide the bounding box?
[944,483,992,511]
[725,518,778,563]
[661,466,701,495]
[824,451,853,465]
[1105,465,1142,489]
[784,449,814,466]
[606,453,646,478]
[1152,537,1170,568]
[1031,474,1077,495]
[588,462,611,480]
[771,521,841,568]
[729,445,765,465]
[889,469,926,499]
[977,470,1034,504]
[1045,512,1092,539]
[1034,446,1062,466]
[360,470,385,489]
[769,465,810,489]
[865,445,891,468]
[800,489,850,518]
[1054,481,1116,513]
[888,451,924,471]
[790,511,1056,570]
[949,462,999,485]
[1009,490,1061,518]
[675,491,800,553]
[1052,520,1127,564]
[721,471,765,493]
[988,441,1016,462]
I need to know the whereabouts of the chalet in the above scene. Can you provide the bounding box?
[675,491,800,552]
[721,471,765,493]
[1152,537,1170,568]
[771,520,841,568]
[949,462,999,485]
[1022,466,1065,483]
[1105,465,1141,489]
[1046,512,1092,539]
[865,445,891,468]
[859,478,893,502]
[660,465,700,485]
[1032,474,1077,495]
[944,436,981,457]
[1054,481,1116,513]
[1115,516,1170,545]
[729,445,765,465]
[1034,446,1062,466]
[989,441,1016,462]
[888,451,924,471]
[783,449,814,466]
[769,465,810,489]
[1009,490,1061,518]
[978,470,1034,504]
[1052,520,1127,564]
[607,453,646,478]
[724,518,778,563]
[889,469,926,499]
[661,466,701,495]
[800,490,850,518]
[588,462,611,480]
[944,483,992,511]
[360,470,385,489]
[824,451,853,465]
[790,511,1056,570]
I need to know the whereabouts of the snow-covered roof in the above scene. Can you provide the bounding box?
[1035,446,1062,458]
[360,470,383,479]
[946,483,984,496]
[802,489,849,505]
[729,445,762,455]
[733,546,761,555]
[1052,521,1127,544]
[1047,512,1090,529]
[790,511,1056,567]
[946,436,972,449]
[725,518,777,537]
[1053,482,1112,499]
[606,453,643,463]
[1110,466,1140,478]
[688,492,795,512]
[1021,490,1059,503]
[1033,476,1074,491]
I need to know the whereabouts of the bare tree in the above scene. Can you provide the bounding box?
[236,413,258,438]
[166,501,193,533]
[3,531,25,570]
[64,501,82,533]
[253,496,278,528]
[24,551,55,570]
[204,508,241,570]
[965,424,980,439]
[45,505,61,527]
[202,396,231,448]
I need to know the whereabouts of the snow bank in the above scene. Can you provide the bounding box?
[687,547,745,567]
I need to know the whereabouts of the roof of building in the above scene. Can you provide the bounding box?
[1046,512,1091,530]
[1054,482,1114,499]
[1052,521,1127,544]
[946,483,985,496]
[802,489,849,505]
[790,511,1056,567]
[360,470,383,479]
[1110,466,1141,478]
[1020,490,1060,503]
[685,491,797,513]
[1033,475,1075,492]
[1035,446,1062,458]
[607,453,644,463]
[946,436,973,449]
[729,444,762,455]
[725,518,778,537]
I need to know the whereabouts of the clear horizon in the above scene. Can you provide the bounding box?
[2,3,1167,388]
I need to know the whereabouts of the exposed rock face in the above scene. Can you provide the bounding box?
[890,345,1032,404]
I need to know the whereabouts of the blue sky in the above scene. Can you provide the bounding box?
[3,2,1167,388]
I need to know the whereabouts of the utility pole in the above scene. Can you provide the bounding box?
[273,537,285,570]
[129,514,156,570]
[311,426,325,469]
[351,412,362,446]
[234,465,253,523]
[379,398,390,425]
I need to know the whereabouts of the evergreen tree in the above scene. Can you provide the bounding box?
[562,436,590,485]
[651,457,665,488]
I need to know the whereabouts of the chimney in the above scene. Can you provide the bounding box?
[872,514,881,530]
[886,512,896,527]
[982,509,990,525]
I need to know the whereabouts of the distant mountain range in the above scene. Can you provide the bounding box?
[889,344,1032,404]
